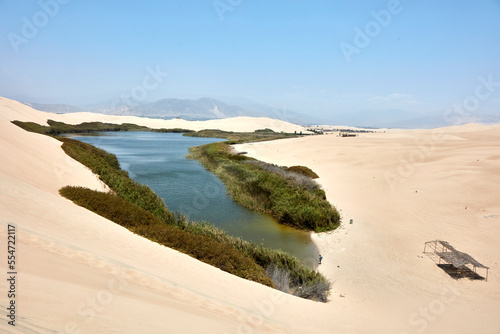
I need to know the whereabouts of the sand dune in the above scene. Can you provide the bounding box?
[1,96,499,333]
[236,124,500,333]
[0,98,334,334]
[12,102,308,134]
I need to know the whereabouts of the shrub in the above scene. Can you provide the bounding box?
[285,165,319,179]
[184,129,296,143]
[59,186,274,287]
[293,280,331,303]
[189,143,340,232]
[152,128,195,133]
[266,264,290,292]
[59,137,176,223]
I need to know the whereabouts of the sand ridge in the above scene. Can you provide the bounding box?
[6,98,309,134]
[236,125,500,333]
[0,97,338,333]
[1,96,499,333]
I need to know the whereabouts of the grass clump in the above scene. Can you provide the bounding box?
[152,128,195,133]
[12,119,150,135]
[245,161,319,190]
[59,186,273,286]
[59,137,175,223]
[177,220,331,301]
[185,129,296,144]
[285,165,319,179]
[188,142,340,232]
[12,119,196,136]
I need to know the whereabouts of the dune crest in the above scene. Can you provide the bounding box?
[1,96,499,333]
[0,97,331,333]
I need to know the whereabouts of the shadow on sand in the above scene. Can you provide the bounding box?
[436,264,485,280]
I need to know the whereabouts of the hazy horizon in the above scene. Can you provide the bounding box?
[1,1,499,124]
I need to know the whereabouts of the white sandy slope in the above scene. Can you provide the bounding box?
[236,126,500,333]
[0,97,340,334]
[1,95,499,333]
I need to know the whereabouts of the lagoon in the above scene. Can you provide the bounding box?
[71,132,318,266]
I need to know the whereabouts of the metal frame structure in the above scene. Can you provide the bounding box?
[424,240,489,281]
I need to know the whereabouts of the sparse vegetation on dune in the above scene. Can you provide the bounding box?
[59,186,273,286]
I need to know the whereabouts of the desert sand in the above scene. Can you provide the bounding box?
[236,125,500,333]
[1,96,499,333]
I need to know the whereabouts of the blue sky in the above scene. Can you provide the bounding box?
[1,0,499,121]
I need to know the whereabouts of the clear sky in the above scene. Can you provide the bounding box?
[1,0,499,120]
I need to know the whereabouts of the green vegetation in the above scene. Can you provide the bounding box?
[59,137,175,222]
[60,186,273,286]
[185,128,296,144]
[285,165,319,179]
[188,142,340,232]
[152,128,195,133]
[11,119,293,143]
[12,119,150,135]
[175,218,330,301]
[12,119,333,301]
[59,136,330,301]
[186,129,338,231]
[12,119,195,136]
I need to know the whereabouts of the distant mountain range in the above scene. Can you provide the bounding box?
[19,97,499,129]
[116,98,261,120]
[21,97,321,125]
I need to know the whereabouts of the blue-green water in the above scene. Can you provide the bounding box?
[70,132,318,266]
